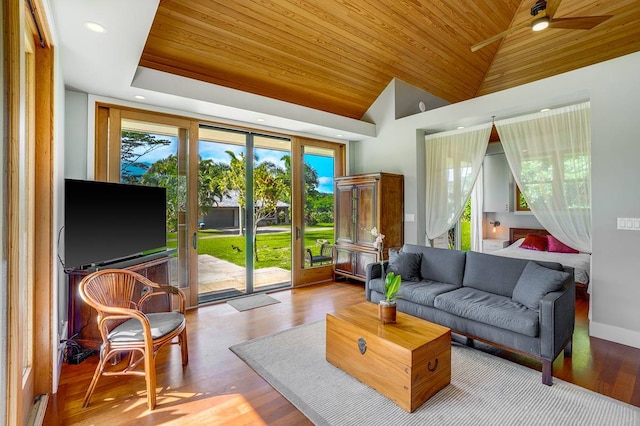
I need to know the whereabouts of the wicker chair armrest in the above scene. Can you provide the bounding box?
[139,285,186,313]
[97,310,151,342]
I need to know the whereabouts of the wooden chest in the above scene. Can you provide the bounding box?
[326,303,451,412]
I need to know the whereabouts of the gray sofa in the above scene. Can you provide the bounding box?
[365,244,575,385]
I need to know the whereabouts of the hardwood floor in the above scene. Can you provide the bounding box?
[46,282,640,425]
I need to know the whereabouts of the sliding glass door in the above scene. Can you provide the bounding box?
[97,106,345,306]
[196,126,292,303]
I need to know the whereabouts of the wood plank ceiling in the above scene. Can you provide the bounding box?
[140,0,640,119]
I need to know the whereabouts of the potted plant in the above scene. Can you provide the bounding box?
[379,272,401,324]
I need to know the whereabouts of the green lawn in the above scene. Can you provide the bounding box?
[461,220,471,251]
[167,221,471,269]
[167,227,335,270]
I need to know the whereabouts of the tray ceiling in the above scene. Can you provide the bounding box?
[141,0,640,119]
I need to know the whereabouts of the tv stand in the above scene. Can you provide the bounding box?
[67,251,174,350]
[83,249,176,272]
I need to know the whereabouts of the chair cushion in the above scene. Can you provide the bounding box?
[387,249,422,282]
[108,312,185,342]
[512,261,570,311]
[434,287,539,337]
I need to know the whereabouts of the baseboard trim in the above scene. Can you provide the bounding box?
[590,320,640,350]
[27,394,48,426]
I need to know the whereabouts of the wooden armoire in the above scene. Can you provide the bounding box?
[333,172,404,281]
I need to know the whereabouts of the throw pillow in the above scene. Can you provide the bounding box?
[512,261,570,311]
[547,235,579,254]
[520,233,548,251]
[387,249,422,282]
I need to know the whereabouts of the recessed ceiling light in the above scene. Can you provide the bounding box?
[134,95,145,100]
[457,126,465,130]
[84,21,106,33]
[540,108,550,112]
[336,134,344,138]
[256,118,265,122]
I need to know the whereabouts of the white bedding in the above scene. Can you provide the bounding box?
[490,238,591,285]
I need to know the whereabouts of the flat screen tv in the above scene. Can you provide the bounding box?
[64,179,167,270]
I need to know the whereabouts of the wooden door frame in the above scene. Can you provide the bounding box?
[3,0,55,422]
[94,105,199,307]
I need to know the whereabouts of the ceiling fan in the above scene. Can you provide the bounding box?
[470,0,612,52]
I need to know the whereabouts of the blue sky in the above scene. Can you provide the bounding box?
[131,136,335,193]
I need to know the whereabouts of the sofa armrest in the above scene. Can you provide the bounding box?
[364,261,388,301]
[539,273,576,360]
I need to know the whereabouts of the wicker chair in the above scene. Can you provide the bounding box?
[78,268,188,410]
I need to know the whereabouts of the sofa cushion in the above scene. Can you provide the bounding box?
[387,249,421,282]
[512,261,571,311]
[462,251,531,297]
[368,277,385,295]
[402,244,466,286]
[397,280,460,307]
[434,287,539,337]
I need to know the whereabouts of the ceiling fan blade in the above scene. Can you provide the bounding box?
[470,20,531,52]
[545,0,564,19]
[549,15,612,30]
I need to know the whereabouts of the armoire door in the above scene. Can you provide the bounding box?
[354,182,377,246]
[335,183,355,244]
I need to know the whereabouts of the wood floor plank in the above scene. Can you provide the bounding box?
[46,282,640,425]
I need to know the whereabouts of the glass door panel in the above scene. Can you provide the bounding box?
[302,146,336,267]
[196,127,248,302]
[119,119,189,292]
[253,135,292,291]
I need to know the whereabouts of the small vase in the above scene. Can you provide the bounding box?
[378,301,397,324]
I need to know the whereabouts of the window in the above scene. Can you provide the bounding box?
[517,152,589,211]
[516,185,530,211]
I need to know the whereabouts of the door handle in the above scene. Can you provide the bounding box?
[192,232,198,249]
[295,227,300,240]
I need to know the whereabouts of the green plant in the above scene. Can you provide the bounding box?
[383,272,402,303]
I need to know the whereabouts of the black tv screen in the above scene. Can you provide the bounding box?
[64,179,167,270]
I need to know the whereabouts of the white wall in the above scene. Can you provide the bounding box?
[53,51,67,393]
[64,91,89,179]
[352,52,640,349]
[356,79,426,243]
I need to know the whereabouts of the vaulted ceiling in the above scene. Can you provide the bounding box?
[140,0,640,119]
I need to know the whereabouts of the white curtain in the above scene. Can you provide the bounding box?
[495,102,591,253]
[425,123,491,244]
[471,164,483,252]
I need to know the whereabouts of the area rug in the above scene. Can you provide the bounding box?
[227,293,281,312]
[230,320,640,426]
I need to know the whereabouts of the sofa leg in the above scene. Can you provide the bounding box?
[542,360,553,386]
[564,339,573,357]
[465,337,475,348]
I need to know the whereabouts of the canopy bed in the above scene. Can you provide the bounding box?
[490,228,591,299]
